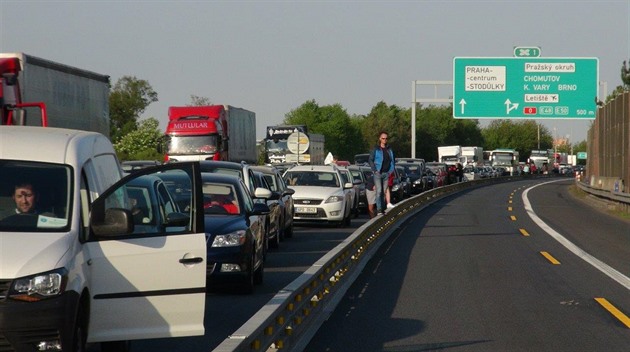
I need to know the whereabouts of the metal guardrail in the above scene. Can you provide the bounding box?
[213,176,518,352]
[575,179,630,210]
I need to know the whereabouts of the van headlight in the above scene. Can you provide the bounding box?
[9,268,67,302]
[212,230,247,247]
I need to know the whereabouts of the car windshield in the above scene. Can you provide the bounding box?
[284,171,340,187]
[403,164,422,175]
[0,160,72,232]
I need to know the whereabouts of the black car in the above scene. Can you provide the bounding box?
[400,162,427,194]
[127,174,188,233]
[201,173,270,294]
[251,165,295,242]
[347,165,368,214]
[395,165,412,198]
[389,167,405,204]
[252,170,280,250]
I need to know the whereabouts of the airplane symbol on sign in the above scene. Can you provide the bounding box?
[518,49,531,56]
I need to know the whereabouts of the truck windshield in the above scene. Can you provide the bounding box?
[265,139,288,153]
[0,161,71,231]
[492,154,514,166]
[168,135,219,155]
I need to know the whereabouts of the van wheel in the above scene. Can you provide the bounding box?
[72,303,87,352]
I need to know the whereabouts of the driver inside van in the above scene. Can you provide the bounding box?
[12,182,39,215]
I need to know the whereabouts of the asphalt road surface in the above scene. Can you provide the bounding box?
[305,179,630,352]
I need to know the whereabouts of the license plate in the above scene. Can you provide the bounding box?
[296,207,317,214]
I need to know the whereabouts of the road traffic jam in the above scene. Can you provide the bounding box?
[0,53,582,352]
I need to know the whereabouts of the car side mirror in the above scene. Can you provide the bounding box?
[165,212,190,227]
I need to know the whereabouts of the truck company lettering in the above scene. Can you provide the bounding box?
[174,121,209,129]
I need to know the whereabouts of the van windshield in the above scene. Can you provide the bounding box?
[0,161,72,231]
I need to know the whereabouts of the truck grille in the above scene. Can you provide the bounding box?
[294,199,323,206]
[0,279,10,301]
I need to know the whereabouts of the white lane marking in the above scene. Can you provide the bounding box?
[523,180,630,291]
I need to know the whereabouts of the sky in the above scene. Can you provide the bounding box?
[1,0,628,145]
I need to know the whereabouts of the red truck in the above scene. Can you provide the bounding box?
[163,105,257,163]
[0,53,110,135]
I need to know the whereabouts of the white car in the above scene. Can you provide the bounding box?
[283,165,353,226]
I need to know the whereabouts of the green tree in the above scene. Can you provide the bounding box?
[109,76,158,142]
[114,118,164,161]
[188,95,212,106]
[413,104,484,161]
[605,60,630,103]
[361,102,411,158]
[284,100,363,161]
[482,120,553,161]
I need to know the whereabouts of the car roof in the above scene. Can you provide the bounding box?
[199,160,249,170]
[250,165,279,174]
[128,174,163,187]
[200,172,242,185]
[286,165,340,172]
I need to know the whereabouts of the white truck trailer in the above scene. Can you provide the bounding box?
[438,145,464,166]
[461,146,483,165]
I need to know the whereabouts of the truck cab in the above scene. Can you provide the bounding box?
[0,126,207,351]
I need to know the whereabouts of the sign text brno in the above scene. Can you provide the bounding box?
[453,57,598,119]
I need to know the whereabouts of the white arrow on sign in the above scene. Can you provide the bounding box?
[459,99,467,114]
[504,99,519,114]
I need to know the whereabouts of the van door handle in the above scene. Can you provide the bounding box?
[179,257,203,264]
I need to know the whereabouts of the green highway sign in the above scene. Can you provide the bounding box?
[577,152,587,159]
[514,46,541,57]
[453,57,599,119]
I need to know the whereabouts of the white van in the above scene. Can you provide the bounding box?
[0,126,207,352]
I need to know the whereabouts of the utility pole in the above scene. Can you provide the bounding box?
[411,81,453,159]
